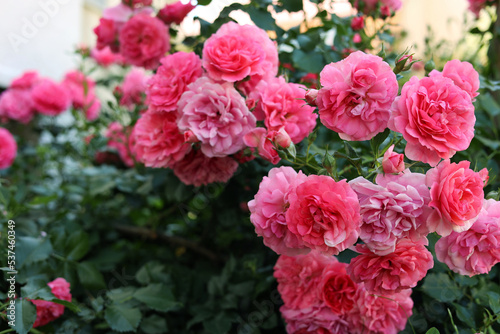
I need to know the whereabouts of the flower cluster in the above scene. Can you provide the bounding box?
[30,278,72,328]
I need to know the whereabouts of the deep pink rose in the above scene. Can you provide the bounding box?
[31,79,71,116]
[202,22,278,82]
[119,14,169,69]
[349,284,413,334]
[433,59,480,101]
[347,239,434,295]
[0,128,17,169]
[317,51,398,141]
[11,71,40,90]
[120,68,149,108]
[146,52,202,113]
[468,0,495,17]
[281,305,350,334]
[349,171,431,255]
[426,160,488,236]
[388,75,475,166]
[32,278,72,328]
[177,77,256,157]
[158,1,196,25]
[0,89,35,124]
[249,76,317,144]
[436,199,500,276]
[320,261,358,314]
[94,18,121,52]
[63,71,101,120]
[248,166,308,255]
[351,16,364,30]
[91,46,124,67]
[132,111,191,168]
[172,150,239,187]
[382,144,405,174]
[286,175,361,255]
[106,122,135,167]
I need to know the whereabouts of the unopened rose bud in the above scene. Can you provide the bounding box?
[184,130,199,143]
[305,89,319,106]
[353,33,362,44]
[351,16,364,31]
[274,128,292,148]
[394,54,415,74]
[382,145,404,174]
[380,5,391,18]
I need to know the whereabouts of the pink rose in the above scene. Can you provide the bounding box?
[177,77,256,157]
[120,68,149,108]
[172,150,239,187]
[0,128,17,169]
[32,278,72,328]
[351,16,364,30]
[347,239,434,295]
[436,199,500,276]
[317,51,398,141]
[243,127,286,165]
[31,79,71,116]
[105,122,135,167]
[281,305,350,334]
[132,111,191,168]
[349,171,431,255]
[146,52,202,113]
[249,76,317,144]
[91,46,124,67]
[435,59,480,101]
[63,71,101,120]
[248,166,308,255]
[286,175,361,255]
[426,160,488,236]
[382,144,405,174]
[388,75,475,166]
[0,89,35,124]
[202,22,278,82]
[157,1,196,25]
[320,261,358,315]
[353,33,362,43]
[94,18,121,52]
[467,0,495,17]
[11,71,40,90]
[119,14,169,69]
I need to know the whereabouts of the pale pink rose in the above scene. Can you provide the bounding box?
[11,71,40,90]
[426,160,488,236]
[91,46,124,67]
[146,52,202,113]
[119,14,169,69]
[436,199,500,276]
[0,128,17,169]
[320,260,358,315]
[317,51,398,141]
[281,305,350,334]
[132,111,191,168]
[349,284,413,334]
[388,75,475,166]
[157,1,196,25]
[177,77,256,157]
[382,144,405,174]
[31,79,71,116]
[349,171,431,255]
[120,68,149,108]
[249,77,317,144]
[243,127,281,165]
[32,278,72,328]
[0,89,35,124]
[202,22,278,82]
[172,150,239,186]
[435,60,480,101]
[286,175,361,255]
[248,166,308,255]
[105,122,135,167]
[347,239,433,295]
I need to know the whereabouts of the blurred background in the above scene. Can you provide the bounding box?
[0,0,477,87]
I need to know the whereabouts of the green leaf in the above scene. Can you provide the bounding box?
[478,93,500,117]
[104,304,142,332]
[16,236,53,268]
[425,328,440,334]
[280,0,303,12]
[140,314,167,334]
[421,273,462,303]
[136,261,167,285]
[488,292,500,313]
[292,49,324,73]
[247,6,275,31]
[10,299,37,334]
[370,128,391,156]
[107,287,137,304]
[52,299,81,313]
[29,194,58,206]
[65,230,90,261]
[133,283,181,312]
[452,302,476,328]
[203,312,232,334]
[77,262,106,290]
[197,0,212,5]
[20,280,54,300]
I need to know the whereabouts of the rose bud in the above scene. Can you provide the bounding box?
[382,144,405,174]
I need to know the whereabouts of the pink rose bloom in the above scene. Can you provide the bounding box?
[382,144,405,174]
[286,175,361,255]
[31,79,71,116]
[349,172,431,255]
[388,75,475,166]
[172,150,239,187]
[132,111,191,168]
[11,71,40,90]
[349,284,413,334]
[243,127,285,165]
[468,0,495,17]
[119,14,170,69]
[317,51,398,141]
[0,89,35,124]
[431,60,480,101]
[120,68,149,108]
[177,77,256,157]
[248,166,308,255]
[31,278,72,328]
[94,18,121,52]
[105,122,135,167]
[146,52,202,113]
[0,128,17,169]
[351,16,364,30]
[281,305,350,334]
[426,160,488,236]
[122,0,152,8]
[91,46,124,67]
[158,1,196,25]
[347,239,433,295]
[63,70,101,120]
[202,22,278,82]
[320,260,358,315]
[436,199,500,276]
[249,77,317,144]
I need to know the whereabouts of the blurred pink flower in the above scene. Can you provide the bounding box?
[0,128,17,169]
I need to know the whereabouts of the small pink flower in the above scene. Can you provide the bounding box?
[32,278,72,328]
[353,33,362,43]
[157,1,196,25]
[31,79,71,116]
[0,89,35,124]
[119,14,169,69]
[436,199,500,276]
[317,51,398,141]
[177,77,256,157]
[286,175,361,255]
[119,68,149,108]
[382,144,404,174]
[91,46,124,67]
[351,16,364,30]
[0,128,17,169]
[105,122,135,167]
[63,71,101,121]
[426,160,488,236]
[434,59,480,101]
[347,239,434,295]
[11,71,40,90]
[248,166,308,255]
[94,18,121,52]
